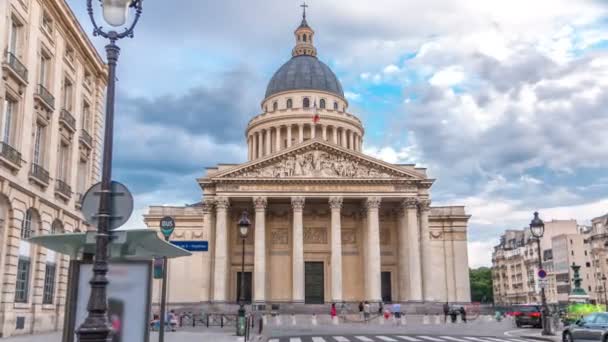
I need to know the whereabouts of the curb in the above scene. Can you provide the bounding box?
[522,335,560,342]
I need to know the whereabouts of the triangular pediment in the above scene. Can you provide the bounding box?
[209,140,426,180]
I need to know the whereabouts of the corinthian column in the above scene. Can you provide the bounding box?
[201,199,215,301]
[329,197,343,302]
[291,196,305,303]
[265,129,271,155]
[298,124,304,143]
[253,197,267,303]
[276,126,282,152]
[213,197,229,302]
[365,197,382,302]
[419,199,433,301]
[404,198,423,301]
[287,125,292,148]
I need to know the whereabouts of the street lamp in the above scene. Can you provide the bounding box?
[237,211,251,336]
[77,1,143,342]
[529,211,552,336]
[602,275,608,307]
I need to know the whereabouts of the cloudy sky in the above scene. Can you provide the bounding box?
[68,0,608,268]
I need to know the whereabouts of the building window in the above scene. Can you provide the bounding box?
[82,102,91,131]
[41,11,53,35]
[77,159,88,196]
[39,52,51,88]
[63,78,73,111]
[42,263,56,304]
[587,262,591,267]
[286,99,292,109]
[57,142,70,182]
[273,102,278,111]
[32,123,46,166]
[15,258,30,303]
[320,99,326,109]
[303,98,310,108]
[2,98,16,145]
[51,220,62,234]
[21,208,33,239]
[8,17,23,55]
[64,45,75,64]
[333,101,339,110]
[303,34,307,42]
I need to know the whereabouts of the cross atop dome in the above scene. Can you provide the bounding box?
[293,2,317,57]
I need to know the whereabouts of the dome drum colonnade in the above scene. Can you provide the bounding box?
[246,11,364,160]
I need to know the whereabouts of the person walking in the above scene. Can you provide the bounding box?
[363,301,371,322]
[358,301,364,320]
[392,302,401,324]
[443,302,450,323]
[459,306,467,323]
[330,303,337,321]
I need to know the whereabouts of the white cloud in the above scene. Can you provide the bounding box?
[383,64,400,74]
[468,240,496,268]
[429,66,466,87]
[344,91,361,101]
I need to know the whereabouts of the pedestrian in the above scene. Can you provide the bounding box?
[450,309,458,323]
[168,310,177,331]
[392,302,401,324]
[358,301,364,320]
[378,301,384,315]
[364,301,371,322]
[459,306,467,323]
[330,303,337,319]
[443,302,450,323]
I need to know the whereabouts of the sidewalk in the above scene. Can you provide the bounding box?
[1,329,247,342]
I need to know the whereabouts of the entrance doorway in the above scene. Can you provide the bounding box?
[236,272,252,304]
[305,262,324,304]
[381,272,392,303]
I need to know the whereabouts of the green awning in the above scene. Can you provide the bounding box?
[28,229,191,259]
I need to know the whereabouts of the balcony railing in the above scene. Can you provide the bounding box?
[75,192,83,208]
[3,51,28,83]
[79,130,93,148]
[29,163,49,186]
[35,84,55,110]
[55,180,72,199]
[59,109,76,132]
[0,142,22,167]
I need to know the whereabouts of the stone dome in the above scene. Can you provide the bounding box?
[264,55,344,99]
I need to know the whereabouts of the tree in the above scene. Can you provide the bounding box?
[470,267,494,303]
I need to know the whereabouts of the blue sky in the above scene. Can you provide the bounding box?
[68,0,608,267]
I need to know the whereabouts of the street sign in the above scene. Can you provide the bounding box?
[159,216,175,239]
[538,269,547,279]
[81,181,134,230]
[170,240,208,252]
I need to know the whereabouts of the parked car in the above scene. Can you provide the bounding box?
[563,312,608,342]
[514,305,542,328]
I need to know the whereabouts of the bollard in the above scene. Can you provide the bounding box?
[401,315,407,325]
[333,316,339,325]
[312,314,318,326]
[292,314,297,326]
[457,315,462,324]
[435,315,441,325]
[258,316,264,335]
[423,314,430,325]
[275,314,282,326]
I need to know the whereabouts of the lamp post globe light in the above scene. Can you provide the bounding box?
[76,1,143,342]
[237,211,251,336]
[529,212,552,336]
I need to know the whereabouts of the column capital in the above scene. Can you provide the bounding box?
[400,197,418,210]
[291,196,305,210]
[418,199,431,211]
[365,197,381,210]
[253,196,268,210]
[215,197,230,210]
[201,198,215,213]
[329,196,343,210]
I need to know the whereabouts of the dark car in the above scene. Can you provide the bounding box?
[563,312,608,342]
[514,305,542,328]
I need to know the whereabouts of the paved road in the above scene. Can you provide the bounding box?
[267,335,539,342]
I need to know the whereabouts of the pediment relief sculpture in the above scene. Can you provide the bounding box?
[227,150,407,179]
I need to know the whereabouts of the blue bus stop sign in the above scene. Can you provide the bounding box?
[159,216,175,240]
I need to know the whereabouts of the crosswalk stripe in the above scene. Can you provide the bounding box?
[334,337,350,342]
[418,337,445,342]
[268,339,279,342]
[507,339,533,342]
[439,336,468,342]
[484,338,511,342]
[312,338,326,342]
[397,337,422,342]
[377,337,397,342]
[290,338,303,342]
[464,338,491,342]
[356,337,374,342]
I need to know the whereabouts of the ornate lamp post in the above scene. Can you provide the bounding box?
[237,211,251,336]
[529,212,552,336]
[77,1,143,341]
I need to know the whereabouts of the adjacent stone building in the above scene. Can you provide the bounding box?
[0,0,106,336]
[145,12,471,307]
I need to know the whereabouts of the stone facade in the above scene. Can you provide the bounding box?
[0,0,106,337]
[144,12,471,307]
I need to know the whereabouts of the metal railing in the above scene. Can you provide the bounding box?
[55,179,72,198]
[0,142,21,167]
[30,163,49,185]
[80,130,93,148]
[36,84,55,110]
[60,109,76,131]
[4,51,28,81]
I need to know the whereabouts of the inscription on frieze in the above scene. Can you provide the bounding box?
[304,227,327,244]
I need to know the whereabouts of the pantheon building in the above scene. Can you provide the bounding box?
[145,12,471,306]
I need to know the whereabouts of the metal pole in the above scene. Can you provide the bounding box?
[238,236,246,335]
[536,238,551,335]
[76,40,119,342]
[159,236,169,342]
